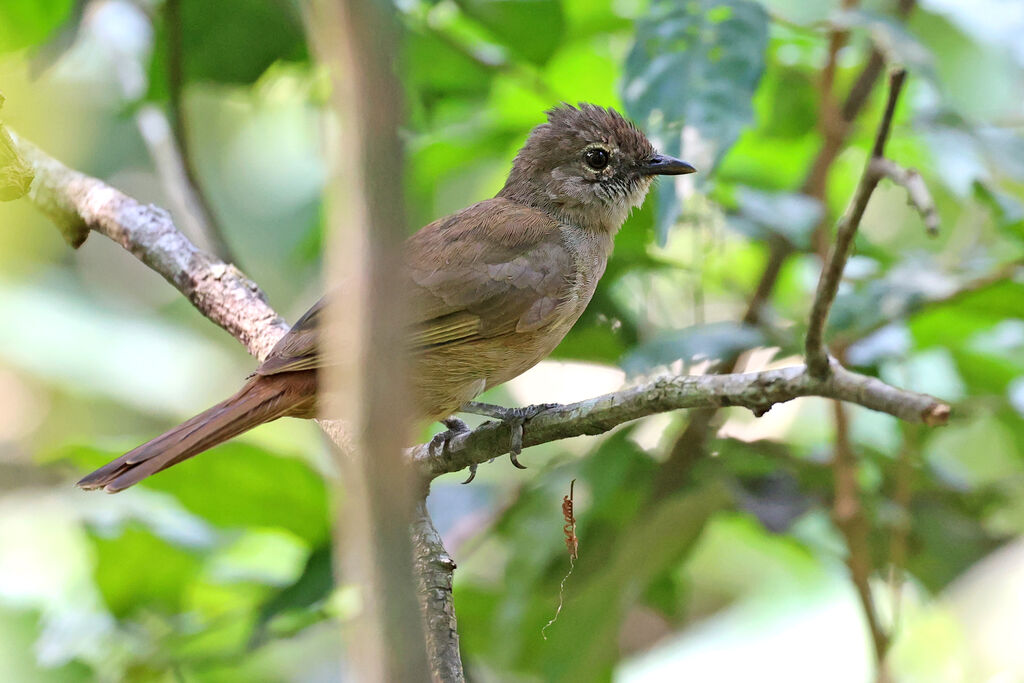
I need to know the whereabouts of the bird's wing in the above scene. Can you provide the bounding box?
[255,198,572,376]
[253,297,324,375]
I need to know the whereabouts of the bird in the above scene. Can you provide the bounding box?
[77,103,695,492]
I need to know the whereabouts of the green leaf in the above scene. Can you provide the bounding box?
[621,321,765,375]
[142,442,331,545]
[250,542,333,646]
[91,525,204,618]
[579,428,656,526]
[404,30,493,108]
[0,0,74,54]
[454,0,566,66]
[623,0,769,243]
[729,186,823,249]
[148,0,307,99]
[910,280,1024,349]
[908,496,1003,591]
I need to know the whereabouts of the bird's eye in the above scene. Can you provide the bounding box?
[584,148,610,171]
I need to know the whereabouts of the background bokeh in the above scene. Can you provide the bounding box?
[1,0,1023,681]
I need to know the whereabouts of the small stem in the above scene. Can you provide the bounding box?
[888,425,918,635]
[805,69,907,377]
[165,0,239,265]
[832,401,890,668]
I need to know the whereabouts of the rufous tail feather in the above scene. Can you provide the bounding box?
[77,375,308,493]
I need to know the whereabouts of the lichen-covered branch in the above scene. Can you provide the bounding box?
[411,502,464,683]
[10,131,288,361]
[412,361,949,480]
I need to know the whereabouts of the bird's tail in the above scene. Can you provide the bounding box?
[77,373,314,493]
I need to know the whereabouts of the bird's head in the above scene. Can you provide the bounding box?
[499,103,695,232]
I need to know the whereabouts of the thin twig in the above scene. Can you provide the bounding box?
[10,131,287,359]
[888,424,917,635]
[870,70,905,159]
[164,0,238,265]
[872,158,940,235]
[820,0,861,141]
[832,400,890,666]
[805,69,907,378]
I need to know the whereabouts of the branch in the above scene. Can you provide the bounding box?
[412,361,949,480]
[10,131,288,360]
[411,502,464,683]
[15,120,450,678]
[805,69,907,377]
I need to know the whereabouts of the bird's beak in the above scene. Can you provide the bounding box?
[641,154,697,176]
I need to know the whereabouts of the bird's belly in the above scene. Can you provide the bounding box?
[410,230,605,423]
[409,318,579,423]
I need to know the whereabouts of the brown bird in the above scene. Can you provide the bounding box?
[78,103,695,492]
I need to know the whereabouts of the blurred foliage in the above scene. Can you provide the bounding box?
[1,0,1024,680]
[624,0,768,241]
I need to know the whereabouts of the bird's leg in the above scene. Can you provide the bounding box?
[428,416,471,461]
[460,401,559,470]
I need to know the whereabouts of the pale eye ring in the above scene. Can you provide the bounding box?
[583,147,610,170]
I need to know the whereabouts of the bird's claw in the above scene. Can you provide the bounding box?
[428,417,471,459]
[460,401,559,473]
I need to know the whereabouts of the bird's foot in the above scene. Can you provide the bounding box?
[428,416,471,460]
[460,401,559,472]
[427,416,487,485]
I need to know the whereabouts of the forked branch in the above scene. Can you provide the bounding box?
[805,69,908,377]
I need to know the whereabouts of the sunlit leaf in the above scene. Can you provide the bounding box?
[729,186,823,249]
[0,114,34,201]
